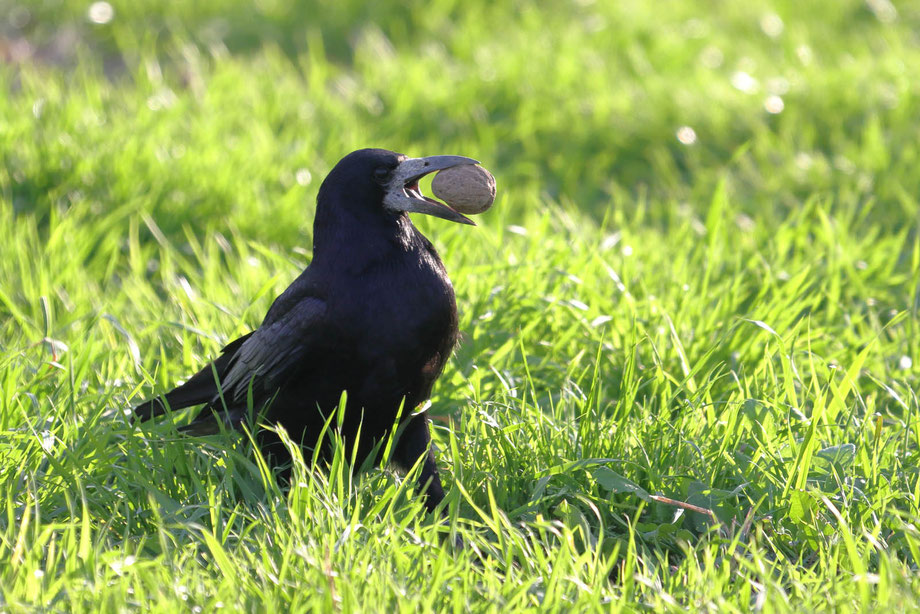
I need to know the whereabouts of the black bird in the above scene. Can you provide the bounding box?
[133,148,479,511]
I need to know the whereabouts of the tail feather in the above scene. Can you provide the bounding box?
[132,332,253,421]
[177,407,247,435]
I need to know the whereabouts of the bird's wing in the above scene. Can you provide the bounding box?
[133,332,254,421]
[214,295,328,408]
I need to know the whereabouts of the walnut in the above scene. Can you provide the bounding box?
[431,164,496,214]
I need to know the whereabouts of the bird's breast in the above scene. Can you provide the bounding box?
[363,252,456,347]
[330,246,457,395]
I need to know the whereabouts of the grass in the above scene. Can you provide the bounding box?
[2,0,920,610]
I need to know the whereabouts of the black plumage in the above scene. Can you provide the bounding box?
[133,148,480,511]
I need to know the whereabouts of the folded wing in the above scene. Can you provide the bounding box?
[133,294,327,432]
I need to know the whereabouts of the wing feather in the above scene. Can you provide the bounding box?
[218,296,327,405]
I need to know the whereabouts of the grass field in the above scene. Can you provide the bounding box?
[2,0,920,611]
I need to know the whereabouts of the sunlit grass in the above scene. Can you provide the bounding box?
[2,0,920,611]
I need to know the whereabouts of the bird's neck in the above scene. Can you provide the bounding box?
[312,208,421,271]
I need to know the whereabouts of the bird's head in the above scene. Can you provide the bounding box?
[317,148,478,226]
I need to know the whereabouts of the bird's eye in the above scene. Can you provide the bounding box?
[374,167,391,183]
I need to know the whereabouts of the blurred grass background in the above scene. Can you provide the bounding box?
[2,0,920,611]
[6,0,920,234]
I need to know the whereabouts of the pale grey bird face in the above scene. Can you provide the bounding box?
[382,155,479,225]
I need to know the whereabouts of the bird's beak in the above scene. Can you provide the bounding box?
[383,155,479,225]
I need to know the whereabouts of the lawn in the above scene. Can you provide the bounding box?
[2,0,920,611]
